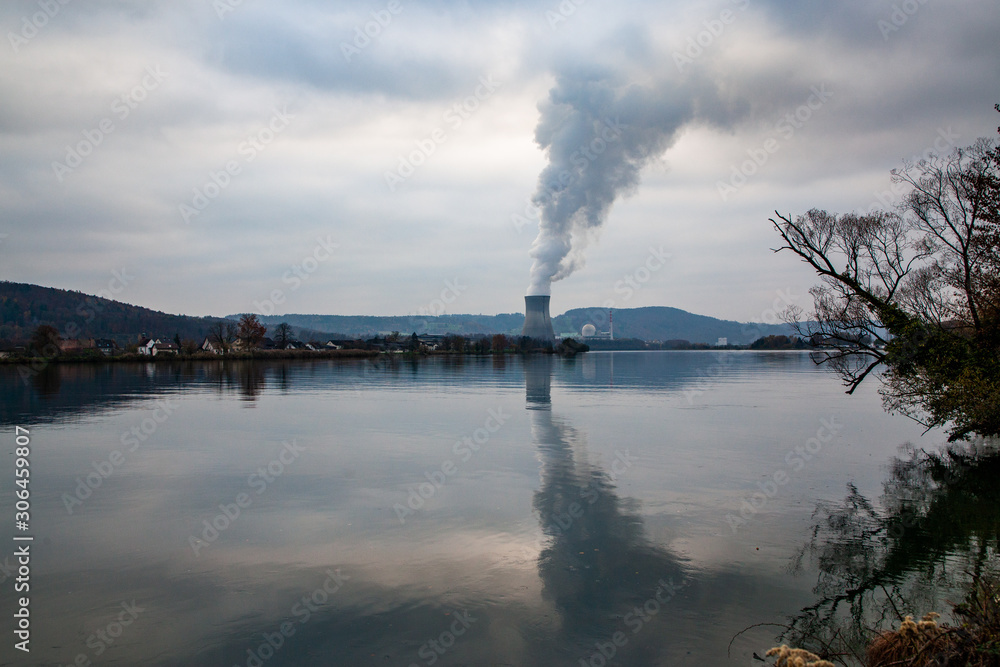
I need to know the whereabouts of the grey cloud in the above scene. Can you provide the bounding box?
[201,4,506,101]
[0,0,997,319]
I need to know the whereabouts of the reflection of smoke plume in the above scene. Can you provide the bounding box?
[527,71,739,296]
[524,357,685,631]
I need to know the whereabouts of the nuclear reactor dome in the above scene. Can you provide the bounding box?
[581,324,597,337]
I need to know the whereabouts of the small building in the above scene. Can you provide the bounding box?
[416,334,449,350]
[717,337,728,347]
[201,337,223,354]
[0,343,25,359]
[94,339,118,356]
[59,339,86,354]
[151,341,179,356]
[139,339,179,356]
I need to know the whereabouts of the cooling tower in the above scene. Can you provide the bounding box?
[522,295,555,341]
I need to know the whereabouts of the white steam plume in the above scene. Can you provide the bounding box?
[526,71,738,296]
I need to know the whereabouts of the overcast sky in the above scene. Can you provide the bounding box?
[1,0,997,321]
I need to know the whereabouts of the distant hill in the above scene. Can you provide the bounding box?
[553,307,798,344]
[0,281,801,346]
[251,313,526,338]
[257,307,799,344]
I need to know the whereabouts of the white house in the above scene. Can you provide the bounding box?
[140,339,180,356]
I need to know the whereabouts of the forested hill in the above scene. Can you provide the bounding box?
[0,281,228,344]
[0,281,801,345]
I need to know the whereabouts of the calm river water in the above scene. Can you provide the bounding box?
[0,352,969,666]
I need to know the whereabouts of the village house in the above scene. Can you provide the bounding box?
[139,338,179,356]
[94,339,119,356]
[152,341,179,355]
[58,339,86,354]
[50,338,120,355]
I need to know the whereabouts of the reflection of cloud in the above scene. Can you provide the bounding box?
[3,355,852,666]
[525,356,685,637]
[24,559,488,667]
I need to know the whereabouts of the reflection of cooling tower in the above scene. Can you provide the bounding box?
[522,295,555,341]
[525,355,553,409]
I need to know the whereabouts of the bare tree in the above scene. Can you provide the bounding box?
[894,138,999,329]
[772,137,999,439]
[273,322,293,349]
[208,320,237,354]
[772,208,922,392]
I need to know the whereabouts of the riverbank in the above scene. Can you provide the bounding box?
[1,338,594,367]
[0,345,596,370]
[1,348,381,366]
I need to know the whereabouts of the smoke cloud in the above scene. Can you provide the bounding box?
[526,70,738,296]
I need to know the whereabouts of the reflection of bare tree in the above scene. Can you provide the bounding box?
[525,357,685,638]
[31,364,61,397]
[203,361,265,402]
[783,438,1000,661]
[237,362,265,402]
[275,362,290,393]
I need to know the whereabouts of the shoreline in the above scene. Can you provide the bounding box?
[0,347,571,367]
[0,346,820,367]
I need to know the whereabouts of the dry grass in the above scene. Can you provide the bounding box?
[763,575,1000,667]
[865,613,953,666]
[766,645,836,667]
